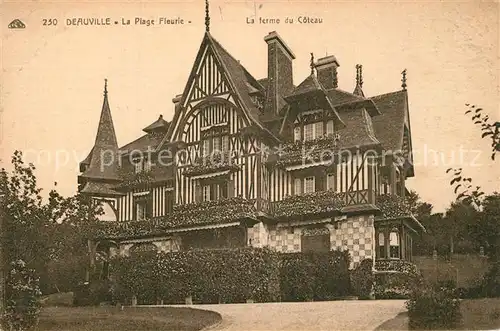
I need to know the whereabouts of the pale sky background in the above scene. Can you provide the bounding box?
[1,0,499,213]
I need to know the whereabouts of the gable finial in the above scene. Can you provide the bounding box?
[104,78,108,97]
[355,64,360,86]
[359,64,363,88]
[310,52,315,75]
[205,0,210,32]
[401,69,407,90]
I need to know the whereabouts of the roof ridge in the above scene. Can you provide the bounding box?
[370,89,406,100]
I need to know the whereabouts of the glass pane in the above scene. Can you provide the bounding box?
[304,176,315,193]
[327,173,335,190]
[304,124,314,141]
[378,232,385,246]
[294,178,302,195]
[213,136,221,152]
[390,231,400,246]
[326,120,334,135]
[315,122,324,139]
[203,185,211,201]
[294,126,301,142]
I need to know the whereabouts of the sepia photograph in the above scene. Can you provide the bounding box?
[1,0,499,330]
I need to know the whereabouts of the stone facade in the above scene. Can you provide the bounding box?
[247,214,376,268]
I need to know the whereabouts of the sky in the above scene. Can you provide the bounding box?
[1,0,499,212]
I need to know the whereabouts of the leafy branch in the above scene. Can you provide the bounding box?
[446,167,484,208]
[465,104,500,160]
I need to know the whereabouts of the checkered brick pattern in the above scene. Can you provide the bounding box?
[268,227,302,252]
[331,215,375,269]
[247,222,269,248]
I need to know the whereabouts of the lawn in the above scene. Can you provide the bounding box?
[36,306,221,331]
[376,298,500,330]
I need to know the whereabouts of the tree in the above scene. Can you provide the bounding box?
[0,151,101,294]
[469,193,500,260]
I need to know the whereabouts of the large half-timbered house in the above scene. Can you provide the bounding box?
[79,8,423,271]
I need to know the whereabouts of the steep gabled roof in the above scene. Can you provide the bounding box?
[160,32,280,150]
[80,181,125,196]
[119,132,165,154]
[287,73,323,97]
[80,82,120,181]
[143,115,170,133]
[370,90,408,152]
[325,88,365,105]
[336,107,380,148]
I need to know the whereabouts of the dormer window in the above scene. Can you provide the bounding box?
[133,157,151,173]
[295,119,334,142]
[133,159,143,173]
[293,176,316,195]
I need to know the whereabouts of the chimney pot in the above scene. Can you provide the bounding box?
[314,55,340,89]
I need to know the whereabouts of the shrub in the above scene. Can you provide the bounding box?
[351,259,374,299]
[280,250,351,302]
[405,282,462,330]
[1,260,42,331]
[374,272,421,299]
[478,261,500,298]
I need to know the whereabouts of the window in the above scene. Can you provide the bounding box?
[326,120,334,136]
[143,159,151,172]
[213,136,221,152]
[294,126,301,142]
[202,185,211,202]
[304,176,315,193]
[294,177,316,195]
[165,191,174,214]
[203,139,210,156]
[294,178,302,195]
[304,123,314,141]
[222,136,229,153]
[389,230,400,258]
[136,201,148,221]
[315,122,324,138]
[326,173,335,191]
[133,159,143,173]
[200,182,228,202]
[378,232,386,258]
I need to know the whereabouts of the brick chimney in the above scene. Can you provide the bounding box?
[264,31,295,115]
[315,55,340,90]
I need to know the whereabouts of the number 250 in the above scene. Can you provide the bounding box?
[43,19,58,26]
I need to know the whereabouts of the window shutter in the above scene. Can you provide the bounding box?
[326,120,334,136]
[165,191,174,214]
[195,182,202,202]
[327,173,335,191]
[294,126,301,142]
[294,178,302,195]
[227,179,235,198]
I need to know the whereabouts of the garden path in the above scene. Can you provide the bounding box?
[194,300,407,331]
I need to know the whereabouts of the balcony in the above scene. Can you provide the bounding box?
[274,136,339,168]
[376,193,413,220]
[272,190,346,220]
[87,197,257,240]
[183,153,240,177]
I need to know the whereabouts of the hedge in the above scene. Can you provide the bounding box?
[110,247,281,304]
[109,248,352,305]
[351,259,374,299]
[275,250,351,301]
